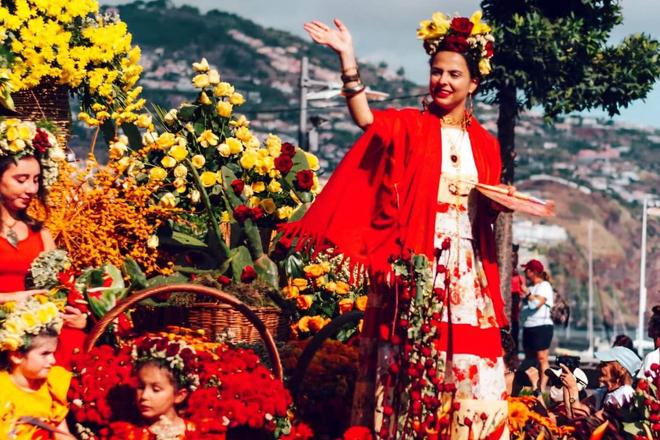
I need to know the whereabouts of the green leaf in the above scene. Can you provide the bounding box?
[283,252,305,278]
[230,246,254,281]
[177,104,197,122]
[254,254,279,288]
[170,231,208,248]
[87,287,129,319]
[288,203,311,222]
[145,272,189,288]
[120,123,143,149]
[100,119,117,146]
[122,257,147,289]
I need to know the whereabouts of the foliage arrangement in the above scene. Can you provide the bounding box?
[0,0,148,128]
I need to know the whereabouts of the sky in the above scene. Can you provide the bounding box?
[103,0,660,128]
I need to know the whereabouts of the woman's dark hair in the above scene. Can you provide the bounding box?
[0,326,59,371]
[612,334,634,351]
[649,305,660,339]
[0,154,45,232]
[429,50,482,86]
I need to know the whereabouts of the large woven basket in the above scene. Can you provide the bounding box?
[85,284,283,379]
[187,303,288,344]
[12,77,71,147]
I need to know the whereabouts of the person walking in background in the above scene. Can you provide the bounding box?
[510,243,526,349]
[521,258,554,390]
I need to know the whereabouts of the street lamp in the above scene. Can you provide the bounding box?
[636,195,660,356]
[299,56,389,150]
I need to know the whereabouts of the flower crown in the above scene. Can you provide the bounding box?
[0,118,67,189]
[417,11,494,77]
[0,296,63,351]
[132,334,201,391]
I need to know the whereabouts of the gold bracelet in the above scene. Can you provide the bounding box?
[341,82,366,97]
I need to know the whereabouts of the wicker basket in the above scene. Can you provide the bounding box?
[187,303,288,344]
[85,284,283,379]
[12,78,71,147]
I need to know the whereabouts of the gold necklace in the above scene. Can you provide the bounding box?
[443,126,466,169]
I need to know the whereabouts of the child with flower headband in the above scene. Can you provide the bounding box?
[106,334,202,440]
[0,296,74,439]
[293,9,508,440]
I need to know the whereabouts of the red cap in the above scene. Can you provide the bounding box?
[522,259,544,273]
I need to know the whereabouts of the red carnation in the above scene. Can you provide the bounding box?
[240,265,257,283]
[32,128,51,153]
[440,34,470,53]
[281,142,296,157]
[274,154,294,174]
[230,179,244,196]
[295,169,314,191]
[450,17,474,36]
[233,204,252,223]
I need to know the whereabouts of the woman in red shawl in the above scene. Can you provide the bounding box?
[292,11,509,439]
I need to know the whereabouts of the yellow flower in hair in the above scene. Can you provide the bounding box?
[2,336,20,351]
[37,307,55,325]
[479,58,492,76]
[470,11,492,35]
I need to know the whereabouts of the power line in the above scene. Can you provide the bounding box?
[240,92,426,116]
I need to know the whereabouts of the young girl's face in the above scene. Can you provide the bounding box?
[13,335,57,380]
[136,363,187,421]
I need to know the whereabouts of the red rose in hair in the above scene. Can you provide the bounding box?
[233,204,252,223]
[32,128,51,153]
[295,169,314,191]
[440,34,469,53]
[230,179,244,195]
[240,265,257,283]
[274,154,294,174]
[485,41,494,57]
[450,17,474,35]
[281,142,297,157]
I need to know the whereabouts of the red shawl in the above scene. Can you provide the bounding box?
[281,107,507,328]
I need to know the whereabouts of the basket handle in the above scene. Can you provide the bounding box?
[84,284,283,380]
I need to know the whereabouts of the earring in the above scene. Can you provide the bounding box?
[421,94,432,111]
[466,93,474,116]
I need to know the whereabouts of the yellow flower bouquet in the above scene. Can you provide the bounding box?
[0,296,62,351]
[0,0,147,128]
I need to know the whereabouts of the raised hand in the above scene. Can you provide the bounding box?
[303,18,354,56]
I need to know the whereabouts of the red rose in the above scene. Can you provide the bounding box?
[281,142,296,157]
[343,426,373,440]
[450,17,474,36]
[217,275,231,285]
[155,338,168,352]
[440,34,469,53]
[32,128,51,153]
[230,179,244,196]
[485,41,494,58]
[274,154,293,174]
[165,343,180,357]
[251,206,264,221]
[240,265,257,283]
[295,169,314,191]
[233,204,252,223]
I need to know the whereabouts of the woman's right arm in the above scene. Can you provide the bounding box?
[0,289,45,303]
[303,19,374,129]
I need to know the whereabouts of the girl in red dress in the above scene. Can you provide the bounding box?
[0,120,87,368]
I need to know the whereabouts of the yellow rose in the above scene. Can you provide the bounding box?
[173,177,187,193]
[108,140,128,160]
[335,281,352,295]
[282,285,299,299]
[191,154,206,169]
[255,156,274,175]
[324,281,337,293]
[240,150,258,170]
[213,82,234,97]
[229,92,245,106]
[265,134,282,156]
[159,192,178,208]
[216,101,233,118]
[304,152,320,171]
[248,196,260,208]
[277,206,293,220]
[36,307,54,324]
[304,264,326,278]
[338,298,354,314]
[208,69,220,85]
[217,143,231,157]
[22,312,37,329]
[297,316,311,333]
[235,126,252,143]
[291,278,309,290]
[296,295,314,310]
[226,137,243,155]
[192,73,210,89]
[168,144,189,162]
[199,91,212,105]
[355,295,368,312]
[199,171,217,187]
[149,166,168,181]
[197,130,219,148]
[252,181,266,193]
[267,180,282,193]
[156,132,177,148]
[260,198,277,214]
[161,155,177,168]
[173,165,188,178]
[192,58,210,73]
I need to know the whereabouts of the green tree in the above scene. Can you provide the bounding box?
[481,0,660,315]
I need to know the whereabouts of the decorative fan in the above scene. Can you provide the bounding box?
[474,182,555,217]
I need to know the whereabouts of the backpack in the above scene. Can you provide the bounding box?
[549,291,570,327]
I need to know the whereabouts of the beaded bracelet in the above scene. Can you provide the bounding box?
[341,71,361,84]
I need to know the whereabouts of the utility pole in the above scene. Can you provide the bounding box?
[636,195,648,357]
[587,219,594,356]
[298,56,309,149]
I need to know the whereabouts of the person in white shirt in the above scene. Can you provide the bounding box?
[520,259,554,390]
[638,305,660,380]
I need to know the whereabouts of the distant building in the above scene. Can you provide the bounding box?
[513,220,568,246]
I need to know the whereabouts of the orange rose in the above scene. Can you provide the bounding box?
[335,280,351,295]
[282,285,299,299]
[308,316,329,333]
[296,295,314,310]
[304,264,325,278]
[291,278,309,290]
[338,298,354,314]
[297,316,311,333]
[355,295,368,312]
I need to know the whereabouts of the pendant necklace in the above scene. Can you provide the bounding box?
[4,220,19,248]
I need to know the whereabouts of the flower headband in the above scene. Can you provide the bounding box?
[417,11,494,77]
[0,118,67,189]
[132,335,201,391]
[0,296,63,351]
